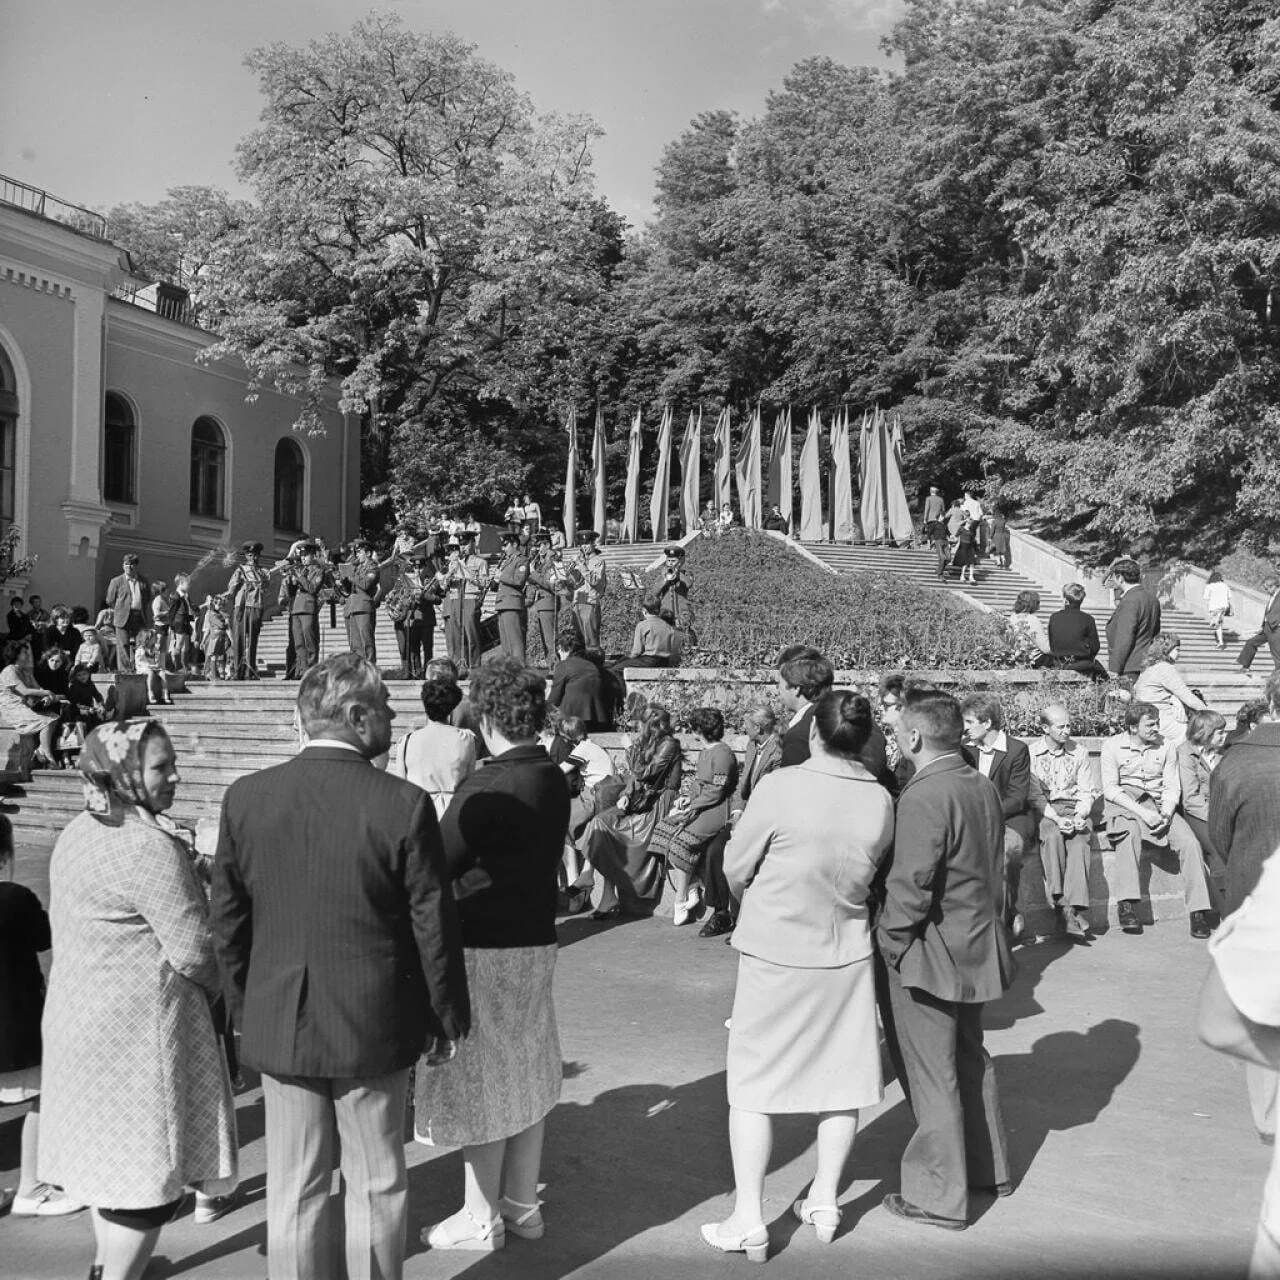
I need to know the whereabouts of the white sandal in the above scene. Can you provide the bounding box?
[423,1207,505,1251]
[793,1198,842,1243]
[500,1196,545,1240]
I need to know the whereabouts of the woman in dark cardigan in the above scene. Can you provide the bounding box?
[416,657,571,1253]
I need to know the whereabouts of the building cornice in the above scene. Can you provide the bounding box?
[0,205,129,289]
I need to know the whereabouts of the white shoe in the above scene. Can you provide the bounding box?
[194,1190,239,1224]
[425,1207,505,1251]
[10,1183,86,1216]
[673,901,691,926]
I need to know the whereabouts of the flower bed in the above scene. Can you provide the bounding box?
[596,530,1037,670]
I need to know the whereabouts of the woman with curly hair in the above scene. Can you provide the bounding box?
[1133,632,1208,746]
[416,657,570,1252]
[649,708,739,926]
[1005,590,1051,666]
[581,703,683,919]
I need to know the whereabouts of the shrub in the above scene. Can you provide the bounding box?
[1215,548,1278,593]
[600,530,1028,670]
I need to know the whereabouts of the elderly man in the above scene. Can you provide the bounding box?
[1100,699,1213,937]
[103,553,149,674]
[211,655,470,1280]
[1028,703,1095,938]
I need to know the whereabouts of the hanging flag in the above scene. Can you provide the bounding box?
[563,406,578,546]
[884,411,916,543]
[649,404,673,542]
[734,405,763,529]
[859,409,879,542]
[591,406,607,540]
[766,407,793,530]
[622,408,643,543]
[712,407,732,511]
[799,409,824,541]
[831,408,855,542]
[679,408,701,534]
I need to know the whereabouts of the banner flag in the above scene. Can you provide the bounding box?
[679,408,702,534]
[712,406,733,510]
[622,408,642,543]
[563,406,578,546]
[799,408,824,541]
[649,404,673,542]
[592,406,607,539]
[766,407,793,530]
[832,408,855,542]
[734,405,763,529]
[885,410,916,543]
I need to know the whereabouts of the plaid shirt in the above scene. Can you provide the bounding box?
[1028,736,1094,821]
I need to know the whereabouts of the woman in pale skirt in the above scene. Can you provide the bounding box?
[416,657,571,1252]
[701,689,894,1262]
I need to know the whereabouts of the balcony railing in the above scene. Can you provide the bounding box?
[110,283,199,327]
[0,173,108,240]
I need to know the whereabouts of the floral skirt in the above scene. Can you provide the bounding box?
[414,946,561,1147]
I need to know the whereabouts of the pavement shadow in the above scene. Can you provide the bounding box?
[404,1071,826,1274]
[984,936,1078,1030]
[995,1017,1141,1184]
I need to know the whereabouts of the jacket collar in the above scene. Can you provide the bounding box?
[903,752,968,790]
[298,744,372,765]
[798,754,875,782]
[484,743,551,766]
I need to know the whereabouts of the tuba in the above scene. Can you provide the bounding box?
[382,568,417,623]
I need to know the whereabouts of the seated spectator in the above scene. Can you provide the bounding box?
[762,506,789,533]
[1178,707,1229,913]
[1028,703,1095,939]
[74,628,107,673]
[699,500,719,535]
[618,595,682,669]
[556,715,618,914]
[960,693,1035,939]
[5,596,30,642]
[0,639,63,768]
[650,708,739,927]
[1226,698,1269,749]
[42,607,82,661]
[718,502,738,531]
[1006,590,1051,666]
[549,634,612,734]
[134,629,170,706]
[1134,632,1208,747]
[702,706,782,939]
[1100,700,1213,937]
[387,675,477,818]
[1047,584,1108,680]
[65,663,107,731]
[35,645,71,699]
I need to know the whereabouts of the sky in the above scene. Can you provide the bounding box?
[0,0,901,230]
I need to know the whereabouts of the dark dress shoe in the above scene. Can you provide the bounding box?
[699,910,734,938]
[1117,899,1142,933]
[881,1193,967,1230]
[974,1181,1014,1198]
[1189,910,1213,939]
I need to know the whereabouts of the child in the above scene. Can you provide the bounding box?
[66,663,106,729]
[73,627,106,673]
[150,581,171,673]
[201,594,230,681]
[0,816,84,1217]
[169,574,195,673]
[134,628,171,706]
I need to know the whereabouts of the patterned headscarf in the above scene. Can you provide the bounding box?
[79,718,167,822]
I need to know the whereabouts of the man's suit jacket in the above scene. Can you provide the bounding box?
[1106,584,1162,675]
[548,655,612,729]
[1257,590,1280,636]
[210,745,470,1078]
[733,734,783,811]
[963,736,1035,843]
[1209,723,1280,914]
[875,754,1012,1003]
[780,702,896,792]
[104,573,150,627]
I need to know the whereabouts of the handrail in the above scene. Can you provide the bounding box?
[0,173,108,240]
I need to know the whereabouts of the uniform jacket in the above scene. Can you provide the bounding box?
[875,753,1012,1003]
[573,553,607,606]
[526,555,559,613]
[227,565,269,612]
[210,745,471,1077]
[656,571,691,626]
[343,561,381,617]
[495,553,530,612]
[104,572,151,627]
[1106,584,1162,675]
[279,565,326,617]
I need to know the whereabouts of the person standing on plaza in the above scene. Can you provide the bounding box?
[103,553,149,674]
[876,690,1012,1231]
[1028,703,1095,939]
[494,531,530,665]
[211,654,470,1280]
[1047,583,1108,680]
[1133,632,1209,746]
[416,658,569,1252]
[1100,700,1214,937]
[1237,575,1280,677]
[1209,671,1280,1147]
[571,530,607,650]
[343,539,382,666]
[1106,557,1162,678]
[1203,570,1232,651]
[279,542,326,678]
[226,542,269,681]
[701,692,894,1261]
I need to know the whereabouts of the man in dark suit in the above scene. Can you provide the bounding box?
[103,553,149,673]
[877,690,1012,1230]
[1237,575,1280,675]
[210,654,470,1280]
[777,645,894,790]
[961,692,1036,940]
[342,539,382,664]
[1105,557,1161,677]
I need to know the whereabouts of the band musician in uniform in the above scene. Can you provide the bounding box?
[495,531,530,665]
[227,541,270,681]
[278,542,327,678]
[656,545,692,635]
[525,531,560,667]
[571,530,607,651]
[343,539,382,664]
[447,530,490,671]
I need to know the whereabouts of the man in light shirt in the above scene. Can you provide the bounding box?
[1100,699,1212,938]
[103,553,149,674]
[1028,704,1095,939]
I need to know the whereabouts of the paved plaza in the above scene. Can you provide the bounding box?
[1,842,1265,1280]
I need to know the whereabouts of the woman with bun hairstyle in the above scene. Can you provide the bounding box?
[700,690,894,1263]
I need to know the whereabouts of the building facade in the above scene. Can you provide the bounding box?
[0,176,359,614]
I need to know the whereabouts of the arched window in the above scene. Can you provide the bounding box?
[0,347,17,537]
[190,416,226,519]
[273,437,305,533]
[103,392,136,504]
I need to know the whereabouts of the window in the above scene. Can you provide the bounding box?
[273,437,305,532]
[190,416,226,519]
[103,392,136,503]
[0,348,16,537]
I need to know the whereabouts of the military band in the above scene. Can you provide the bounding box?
[227,540,269,680]
[571,529,608,650]
[342,539,382,664]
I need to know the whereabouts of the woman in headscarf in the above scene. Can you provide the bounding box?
[38,719,237,1280]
